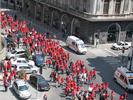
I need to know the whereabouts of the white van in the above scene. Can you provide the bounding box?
[66,36,87,54]
[114,67,133,92]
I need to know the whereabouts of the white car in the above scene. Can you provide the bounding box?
[111,41,131,50]
[14,63,39,74]
[11,57,35,66]
[7,48,25,59]
[12,80,31,99]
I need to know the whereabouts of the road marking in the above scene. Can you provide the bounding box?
[104,49,119,56]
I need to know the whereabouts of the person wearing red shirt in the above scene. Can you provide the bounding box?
[92,67,96,80]
[8,74,12,85]
[7,61,11,72]
[65,86,69,96]
[3,76,8,92]
[4,70,8,77]
[13,68,17,79]
[119,95,124,100]
[123,92,128,100]
[111,90,115,100]
[60,77,64,87]
[56,74,61,87]
[72,89,77,100]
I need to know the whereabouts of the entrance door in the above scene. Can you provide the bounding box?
[107,23,120,43]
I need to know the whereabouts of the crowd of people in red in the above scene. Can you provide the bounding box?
[0,11,128,100]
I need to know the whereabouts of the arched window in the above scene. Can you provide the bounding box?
[103,0,109,14]
[115,0,121,14]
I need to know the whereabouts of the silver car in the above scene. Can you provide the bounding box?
[12,80,31,99]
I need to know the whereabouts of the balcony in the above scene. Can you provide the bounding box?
[34,0,133,22]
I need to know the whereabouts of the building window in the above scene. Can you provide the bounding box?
[115,0,121,14]
[103,0,109,14]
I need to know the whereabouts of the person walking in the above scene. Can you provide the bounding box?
[111,90,115,100]
[43,94,47,100]
[3,76,8,92]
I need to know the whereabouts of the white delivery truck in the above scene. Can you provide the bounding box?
[114,67,133,92]
[66,36,87,54]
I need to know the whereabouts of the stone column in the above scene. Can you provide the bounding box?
[93,0,97,15]
[109,0,114,14]
[100,0,104,14]
[120,0,125,14]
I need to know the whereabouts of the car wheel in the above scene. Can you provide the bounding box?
[117,48,120,50]
[32,70,37,74]
[113,77,117,83]
[125,88,129,92]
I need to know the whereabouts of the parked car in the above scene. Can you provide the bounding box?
[29,74,50,91]
[12,80,31,99]
[66,36,87,54]
[11,57,35,66]
[14,63,39,74]
[7,48,25,59]
[111,41,131,50]
[114,67,133,92]
[33,53,45,67]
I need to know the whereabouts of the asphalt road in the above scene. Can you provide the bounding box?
[1,6,133,100]
[63,44,133,100]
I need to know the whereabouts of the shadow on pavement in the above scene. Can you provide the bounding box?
[63,46,85,55]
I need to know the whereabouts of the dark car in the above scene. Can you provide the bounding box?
[29,74,50,91]
[33,53,44,67]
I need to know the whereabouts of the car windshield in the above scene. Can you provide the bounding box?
[36,55,43,61]
[78,44,85,48]
[117,42,122,45]
[38,76,45,83]
[129,79,133,85]
[19,85,28,91]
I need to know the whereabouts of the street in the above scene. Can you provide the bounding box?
[0,8,133,100]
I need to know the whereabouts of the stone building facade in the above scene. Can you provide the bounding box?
[2,0,133,44]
